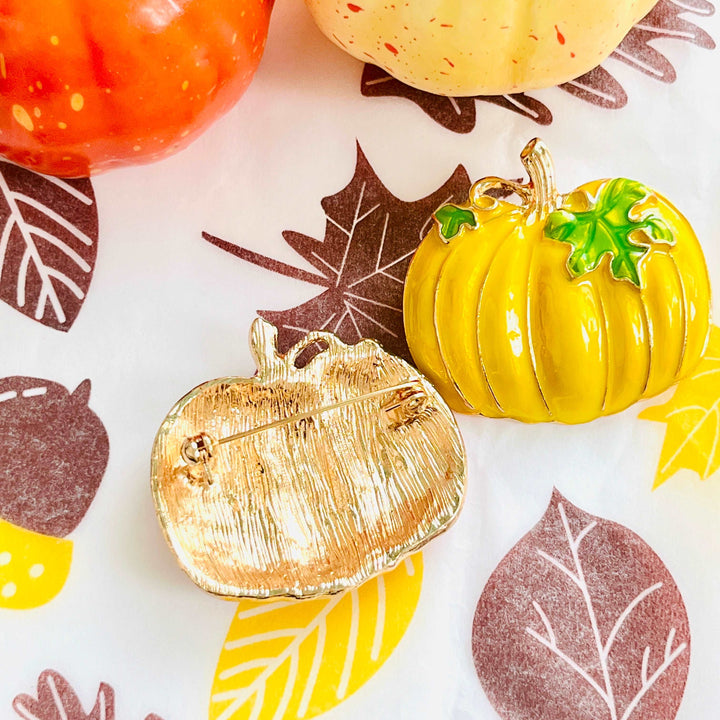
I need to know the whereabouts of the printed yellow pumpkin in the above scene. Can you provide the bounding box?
[403,139,711,424]
[304,0,658,95]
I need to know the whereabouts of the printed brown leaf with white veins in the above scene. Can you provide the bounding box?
[0,377,109,537]
[203,143,472,364]
[0,162,98,331]
[472,490,690,720]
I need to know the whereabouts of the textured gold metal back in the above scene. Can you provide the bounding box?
[151,319,466,599]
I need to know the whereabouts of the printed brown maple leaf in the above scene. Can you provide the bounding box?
[611,0,715,82]
[203,143,471,363]
[557,66,628,109]
[473,490,690,720]
[361,0,714,129]
[12,669,164,720]
[559,0,715,104]
[0,162,98,331]
[361,63,552,132]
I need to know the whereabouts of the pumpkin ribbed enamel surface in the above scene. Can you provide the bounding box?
[403,141,711,424]
[304,0,658,95]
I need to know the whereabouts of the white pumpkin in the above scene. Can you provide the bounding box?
[305,0,658,95]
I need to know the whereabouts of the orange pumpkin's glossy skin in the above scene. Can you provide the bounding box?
[0,0,272,176]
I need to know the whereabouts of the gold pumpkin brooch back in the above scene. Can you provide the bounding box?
[151,319,466,599]
[404,139,711,424]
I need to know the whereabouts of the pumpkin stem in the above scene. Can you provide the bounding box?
[521,138,560,217]
[250,318,280,376]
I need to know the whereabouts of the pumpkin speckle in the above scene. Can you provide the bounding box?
[133,144,141,151]
[385,42,399,54]
[443,57,454,68]
[11,105,34,132]
[347,3,363,10]
[182,80,189,91]
[36,81,42,89]
[0,54,6,79]
[50,35,59,46]
[555,25,566,44]
[33,107,41,118]
[57,121,67,129]
[70,93,84,111]
[528,33,538,40]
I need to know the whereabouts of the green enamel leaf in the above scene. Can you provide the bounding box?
[544,178,675,287]
[434,204,477,240]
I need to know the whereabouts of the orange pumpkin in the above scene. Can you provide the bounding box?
[0,0,272,176]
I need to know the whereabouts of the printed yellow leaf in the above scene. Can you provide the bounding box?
[640,326,720,488]
[0,518,72,609]
[209,554,423,720]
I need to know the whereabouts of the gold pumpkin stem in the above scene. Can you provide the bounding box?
[521,138,560,217]
[470,176,533,207]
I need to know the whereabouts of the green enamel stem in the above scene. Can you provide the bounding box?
[521,138,560,217]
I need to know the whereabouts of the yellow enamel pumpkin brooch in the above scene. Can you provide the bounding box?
[403,139,711,424]
[151,319,466,599]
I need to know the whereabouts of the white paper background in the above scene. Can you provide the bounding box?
[1,0,719,717]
